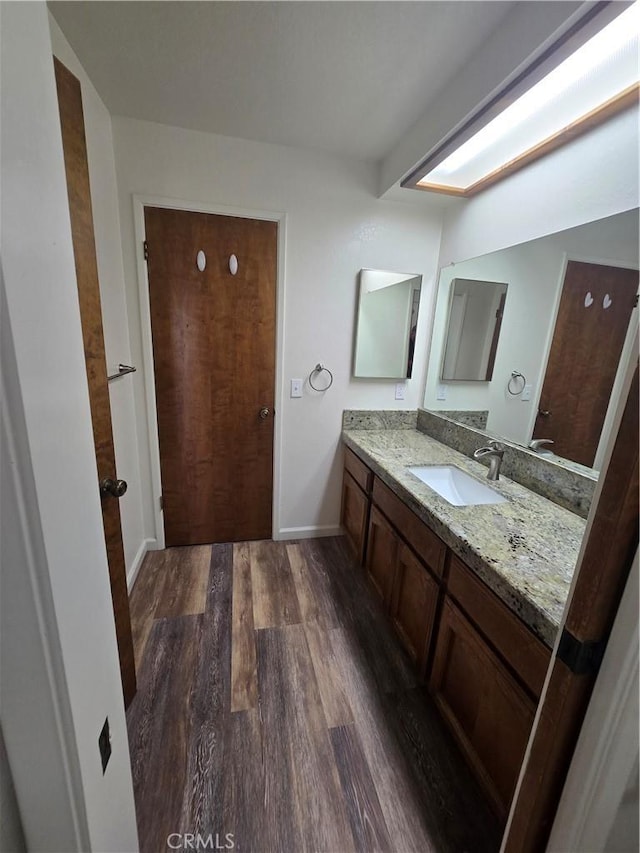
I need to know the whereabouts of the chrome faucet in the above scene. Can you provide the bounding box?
[473,439,505,481]
[528,438,554,452]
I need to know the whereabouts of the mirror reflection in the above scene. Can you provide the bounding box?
[424,209,639,471]
[354,269,422,379]
[441,279,508,382]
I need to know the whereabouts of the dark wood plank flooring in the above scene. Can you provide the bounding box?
[127,536,501,853]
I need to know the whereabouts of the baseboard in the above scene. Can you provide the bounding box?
[126,537,155,591]
[275,525,344,542]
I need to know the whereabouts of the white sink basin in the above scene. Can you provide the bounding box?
[408,465,508,507]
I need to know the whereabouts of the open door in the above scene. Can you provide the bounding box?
[504,359,639,852]
[54,58,136,706]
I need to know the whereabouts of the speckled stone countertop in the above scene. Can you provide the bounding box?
[343,428,587,648]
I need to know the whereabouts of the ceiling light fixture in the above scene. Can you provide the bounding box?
[404,2,639,197]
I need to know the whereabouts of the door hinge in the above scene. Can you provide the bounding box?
[557,628,606,676]
[159,495,163,511]
[143,240,149,261]
[633,293,638,308]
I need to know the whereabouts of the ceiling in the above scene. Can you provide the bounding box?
[49,1,516,163]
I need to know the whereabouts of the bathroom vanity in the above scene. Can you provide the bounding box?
[340,420,586,821]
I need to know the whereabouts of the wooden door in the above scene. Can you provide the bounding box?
[144,207,277,546]
[364,506,398,609]
[390,543,439,676]
[533,260,637,467]
[54,59,136,706]
[504,364,639,853]
[430,599,536,821]
[340,471,369,564]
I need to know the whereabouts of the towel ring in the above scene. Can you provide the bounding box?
[309,363,334,392]
[507,371,526,396]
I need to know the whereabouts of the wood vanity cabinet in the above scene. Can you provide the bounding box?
[341,448,373,563]
[340,445,552,821]
[430,555,551,820]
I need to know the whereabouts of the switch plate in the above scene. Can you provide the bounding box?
[290,378,303,398]
[395,383,406,401]
[436,384,447,401]
[521,383,533,401]
[98,717,111,773]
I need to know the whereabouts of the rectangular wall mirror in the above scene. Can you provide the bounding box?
[423,208,639,472]
[353,269,422,379]
[441,278,508,381]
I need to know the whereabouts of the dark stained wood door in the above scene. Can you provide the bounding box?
[54,59,136,706]
[533,260,637,467]
[340,472,369,564]
[144,208,277,546]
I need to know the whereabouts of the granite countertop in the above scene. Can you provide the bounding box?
[343,428,586,647]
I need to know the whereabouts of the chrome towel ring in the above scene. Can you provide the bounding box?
[309,363,334,392]
[507,371,526,395]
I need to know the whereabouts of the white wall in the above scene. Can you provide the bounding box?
[48,16,148,584]
[111,117,444,538]
[425,210,639,446]
[0,3,138,850]
[438,107,639,265]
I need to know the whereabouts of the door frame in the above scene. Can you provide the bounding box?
[133,194,287,550]
[526,251,639,468]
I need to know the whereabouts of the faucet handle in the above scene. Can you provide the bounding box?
[529,438,554,451]
[488,439,505,453]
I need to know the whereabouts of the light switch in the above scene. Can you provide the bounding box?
[290,378,303,398]
[521,383,533,401]
[395,383,406,401]
[436,384,447,401]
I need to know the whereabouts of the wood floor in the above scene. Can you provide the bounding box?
[127,536,501,853]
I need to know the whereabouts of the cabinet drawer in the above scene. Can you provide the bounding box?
[447,555,550,698]
[430,598,536,820]
[372,477,446,577]
[344,447,373,494]
[341,470,370,564]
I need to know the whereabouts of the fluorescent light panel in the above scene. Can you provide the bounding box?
[417,3,640,193]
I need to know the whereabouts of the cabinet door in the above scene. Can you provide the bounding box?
[430,599,536,821]
[341,470,369,564]
[390,543,439,675]
[365,506,398,609]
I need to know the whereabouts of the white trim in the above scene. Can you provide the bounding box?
[276,525,345,541]
[126,537,154,591]
[1,288,90,851]
[132,194,287,546]
[547,550,639,852]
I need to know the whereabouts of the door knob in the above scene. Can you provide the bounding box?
[538,409,551,417]
[100,477,128,498]
[259,407,271,420]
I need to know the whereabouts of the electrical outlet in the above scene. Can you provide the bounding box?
[436,384,447,401]
[98,717,111,773]
[395,383,406,401]
[521,383,533,401]
[290,378,303,398]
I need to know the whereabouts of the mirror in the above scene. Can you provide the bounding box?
[353,269,422,379]
[441,278,508,381]
[424,209,639,471]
